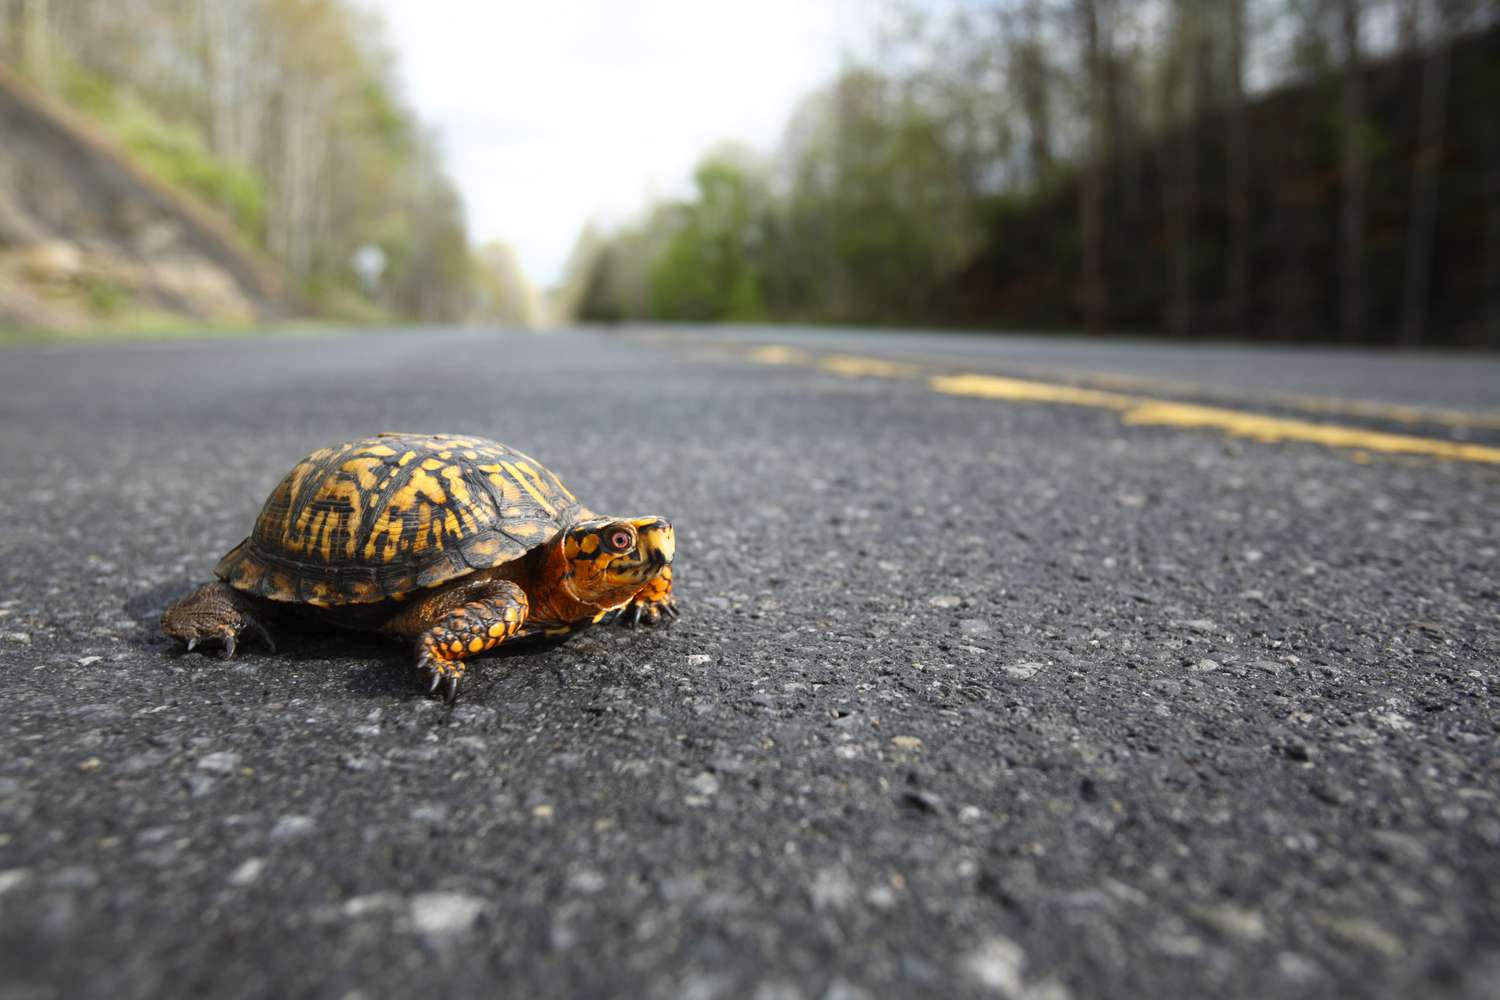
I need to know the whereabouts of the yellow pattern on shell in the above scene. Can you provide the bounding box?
[216,433,584,605]
[500,460,557,516]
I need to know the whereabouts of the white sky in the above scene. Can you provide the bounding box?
[363,0,875,289]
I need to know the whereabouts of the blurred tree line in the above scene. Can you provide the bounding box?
[0,0,472,321]
[572,0,1500,347]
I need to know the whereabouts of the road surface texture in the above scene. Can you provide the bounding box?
[1,327,1497,1000]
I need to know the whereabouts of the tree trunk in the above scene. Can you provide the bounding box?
[196,1,270,176]
[1270,106,1318,339]
[1075,0,1105,333]
[1014,0,1053,192]
[1338,0,1365,342]
[1105,51,1141,219]
[1400,2,1451,346]
[1397,0,1423,50]
[1487,71,1500,348]
[271,76,327,276]
[199,0,233,161]
[1226,0,1251,335]
[1484,0,1500,347]
[1163,0,1199,339]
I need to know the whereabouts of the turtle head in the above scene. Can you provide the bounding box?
[557,516,674,609]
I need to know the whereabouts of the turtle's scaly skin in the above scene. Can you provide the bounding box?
[162,432,677,700]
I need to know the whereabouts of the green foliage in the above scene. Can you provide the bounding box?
[120,113,265,238]
[306,284,393,325]
[80,275,129,317]
[649,157,769,321]
[58,64,265,239]
[790,71,977,320]
[578,68,978,326]
[563,6,1500,343]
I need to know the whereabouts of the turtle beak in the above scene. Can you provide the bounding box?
[632,517,675,570]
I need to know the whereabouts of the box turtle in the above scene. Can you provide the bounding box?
[161,432,677,701]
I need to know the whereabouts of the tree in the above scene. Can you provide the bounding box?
[1338,0,1366,342]
[777,66,977,322]
[1074,0,1107,333]
[1400,0,1459,345]
[4,0,479,322]
[472,242,543,328]
[1225,0,1252,334]
[1010,1,1056,191]
[1484,0,1500,345]
[1160,0,1205,338]
[650,151,770,322]
[568,0,1500,343]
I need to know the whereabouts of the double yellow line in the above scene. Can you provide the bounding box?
[740,344,1500,466]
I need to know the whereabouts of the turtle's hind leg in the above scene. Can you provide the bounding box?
[384,578,530,702]
[161,581,277,658]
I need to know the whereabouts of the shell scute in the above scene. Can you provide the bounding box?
[216,433,580,604]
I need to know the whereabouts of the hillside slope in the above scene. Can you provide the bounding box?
[0,65,290,332]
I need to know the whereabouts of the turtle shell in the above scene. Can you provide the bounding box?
[216,433,583,606]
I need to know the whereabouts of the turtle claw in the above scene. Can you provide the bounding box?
[161,582,275,660]
[620,594,677,629]
[415,655,463,702]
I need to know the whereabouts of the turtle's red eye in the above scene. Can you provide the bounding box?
[607,530,634,552]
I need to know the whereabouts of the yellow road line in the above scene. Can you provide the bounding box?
[818,354,924,379]
[735,343,1500,465]
[930,372,1500,465]
[747,345,812,365]
[999,365,1500,432]
[929,372,1137,409]
[653,331,1500,433]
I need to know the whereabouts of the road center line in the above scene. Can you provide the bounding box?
[738,343,1500,465]
[661,333,1500,433]
[929,372,1500,465]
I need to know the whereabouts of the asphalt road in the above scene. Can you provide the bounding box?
[0,327,1497,1000]
[663,324,1500,414]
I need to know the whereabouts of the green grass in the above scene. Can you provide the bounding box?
[79,275,131,317]
[0,317,370,346]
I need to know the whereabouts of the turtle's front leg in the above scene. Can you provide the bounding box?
[620,565,679,628]
[161,581,277,658]
[384,578,529,702]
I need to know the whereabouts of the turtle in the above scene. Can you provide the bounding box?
[160,432,677,701]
